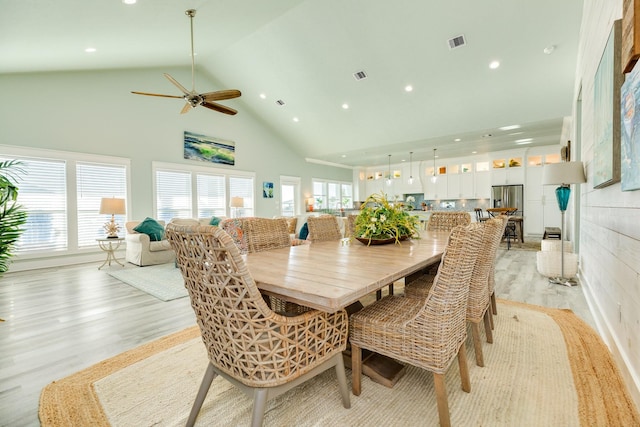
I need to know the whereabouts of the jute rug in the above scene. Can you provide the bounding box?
[39,300,639,426]
[106,263,187,301]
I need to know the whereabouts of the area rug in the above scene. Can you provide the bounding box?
[106,263,187,301]
[39,300,639,427]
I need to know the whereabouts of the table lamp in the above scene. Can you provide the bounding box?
[541,161,586,286]
[230,196,244,218]
[99,197,126,238]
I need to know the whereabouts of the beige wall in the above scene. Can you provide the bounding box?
[574,0,640,407]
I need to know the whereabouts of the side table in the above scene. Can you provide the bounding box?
[97,237,125,270]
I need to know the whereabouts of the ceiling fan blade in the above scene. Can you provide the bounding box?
[201,101,237,115]
[163,73,190,96]
[201,89,242,102]
[131,91,183,99]
[180,103,192,114]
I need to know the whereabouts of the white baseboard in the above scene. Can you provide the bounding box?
[579,269,640,411]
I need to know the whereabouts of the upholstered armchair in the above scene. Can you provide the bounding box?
[124,219,175,266]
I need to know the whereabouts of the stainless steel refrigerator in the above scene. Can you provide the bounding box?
[491,184,524,215]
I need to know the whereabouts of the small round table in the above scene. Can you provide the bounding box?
[96,237,125,270]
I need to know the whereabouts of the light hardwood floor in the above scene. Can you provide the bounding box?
[0,243,595,426]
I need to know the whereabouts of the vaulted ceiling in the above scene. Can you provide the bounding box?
[1,0,583,167]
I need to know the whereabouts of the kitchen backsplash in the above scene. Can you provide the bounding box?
[403,193,491,212]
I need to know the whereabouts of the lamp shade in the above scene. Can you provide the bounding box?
[542,161,586,185]
[230,196,244,208]
[99,197,126,215]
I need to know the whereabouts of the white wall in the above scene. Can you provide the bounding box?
[0,67,352,222]
[574,0,640,408]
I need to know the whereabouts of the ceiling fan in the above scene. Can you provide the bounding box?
[131,9,241,115]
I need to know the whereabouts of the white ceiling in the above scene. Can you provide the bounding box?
[0,0,583,167]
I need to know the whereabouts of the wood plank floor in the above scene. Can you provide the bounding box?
[0,244,595,426]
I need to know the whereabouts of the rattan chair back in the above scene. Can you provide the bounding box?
[165,223,350,426]
[244,217,291,253]
[306,215,342,241]
[345,214,358,238]
[426,211,471,232]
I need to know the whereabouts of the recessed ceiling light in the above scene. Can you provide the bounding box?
[342,103,349,109]
[259,93,266,99]
[499,124,520,131]
[472,151,477,154]
[405,85,413,92]
[489,61,500,69]
[341,154,347,158]
[482,133,492,138]
[515,138,533,145]
[85,47,96,53]
[122,0,136,4]
[454,138,461,142]
[543,45,556,55]
[292,117,299,122]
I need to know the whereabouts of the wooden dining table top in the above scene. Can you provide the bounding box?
[244,230,450,313]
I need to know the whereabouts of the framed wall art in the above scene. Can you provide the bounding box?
[593,19,622,189]
[183,131,235,166]
[262,181,274,198]
[621,58,640,190]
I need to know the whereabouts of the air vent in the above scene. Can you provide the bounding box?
[448,34,466,50]
[353,70,368,81]
[275,99,285,106]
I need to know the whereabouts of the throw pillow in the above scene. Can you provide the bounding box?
[210,216,221,226]
[299,222,309,240]
[133,217,164,241]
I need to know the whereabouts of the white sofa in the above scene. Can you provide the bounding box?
[125,217,224,266]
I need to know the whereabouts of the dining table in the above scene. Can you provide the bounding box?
[244,229,451,388]
[244,230,450,314]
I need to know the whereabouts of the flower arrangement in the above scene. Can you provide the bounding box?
[354,192,420,244]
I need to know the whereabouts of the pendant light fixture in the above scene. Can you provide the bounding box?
[408,151,414,185]
[386,154,392,185]
[430,148,438,183]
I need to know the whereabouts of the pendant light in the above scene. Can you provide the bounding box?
[386,154,392,185]
[430,148,438,183]
[408,151,414,185]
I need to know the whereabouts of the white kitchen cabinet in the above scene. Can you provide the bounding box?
[474,171,491,199]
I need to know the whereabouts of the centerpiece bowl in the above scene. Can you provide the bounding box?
[353,192,420,246]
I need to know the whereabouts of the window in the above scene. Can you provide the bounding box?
[153,162,255,220]
[77,162,127,248]
[8,157,68,252]
[312,179,353,211]
[280,176,300,216]
[155,170,192,222]
[1,148,130,256]
[229,176,254,217]
[197,174,225,218]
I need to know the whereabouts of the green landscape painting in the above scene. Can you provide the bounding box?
[184,131,235,166]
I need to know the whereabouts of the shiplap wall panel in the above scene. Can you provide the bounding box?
[575,0,640,408]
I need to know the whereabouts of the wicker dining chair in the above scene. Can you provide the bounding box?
[165,224,350,427]
[306,215,342,242]
[350,223,484,427]
[243,217,311,315]
[404,218,504,367]
[488,215,509,317]
[344,214,358,238]
[426,211,471,232]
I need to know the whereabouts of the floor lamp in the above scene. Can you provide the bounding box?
[541,161,586,286]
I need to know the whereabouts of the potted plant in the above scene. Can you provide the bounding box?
[0,160,28,275]
[353,192,420,245]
